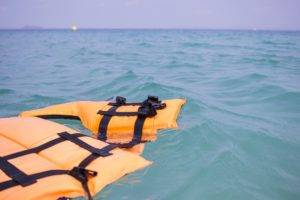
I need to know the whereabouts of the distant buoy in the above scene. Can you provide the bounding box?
[71,25,77,31]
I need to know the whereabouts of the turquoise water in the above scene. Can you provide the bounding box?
[1,30,300,200]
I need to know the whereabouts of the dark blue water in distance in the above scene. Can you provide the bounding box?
[0,29,300,200]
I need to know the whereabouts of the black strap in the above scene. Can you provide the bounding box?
[3,133,84,160]
[82,181,92,200]
[0,132,118,200]
[97,96,166,147]
[0,167,96,200]
[0,132,83,191]
[68,167,97,200]
[97,115,147,149]
[4,132,110,161]
[97,96,162,143]
[73,144,119,198]
[58,132,112,157]
[37,115,80,120]
[2,131,114,167]
[98,106,118,141]
[78,144,117,168]
[74,144,121,199]
[106,140,147,149]
[78,154,100,169]
[0,169,68,191]
[0,157,37,187]
[108,102,142,106]
[97,114,147,147]
[97,110,139,116]
[133,116,146,142]
[98,101,159,118]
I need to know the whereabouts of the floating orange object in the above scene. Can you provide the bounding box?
[0,117,151,200]
[20,96,186,145]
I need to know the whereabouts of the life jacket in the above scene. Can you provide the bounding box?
[0,117,151,200]
[20,96,186,146]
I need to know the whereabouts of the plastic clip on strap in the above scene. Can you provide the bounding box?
[68,167,97,200]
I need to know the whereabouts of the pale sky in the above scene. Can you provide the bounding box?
[0,0,299,30]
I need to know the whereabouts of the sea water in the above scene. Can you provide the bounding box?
[0,29,300,200]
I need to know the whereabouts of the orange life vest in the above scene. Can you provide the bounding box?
[20,96,186,145]
[0,117,151,200]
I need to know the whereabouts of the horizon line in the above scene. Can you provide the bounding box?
[0,27,300,32]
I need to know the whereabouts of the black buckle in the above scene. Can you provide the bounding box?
[115,96,126,106]
[136,96,167,117]
[57,197,72,200]
[147,95,159,103]
[144,96,166,110]
[69,167,97,184]
[138,103,157,117]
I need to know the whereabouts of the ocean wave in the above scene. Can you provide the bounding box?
[181,42,211,48]
[217,73,268,90]
[22,94,65,104]
[0,88,15,95]
[163,60,201,69]
[260,91,300,111]
[137,42,153,47]
[78,70,140,97]
[128,81,186,98]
